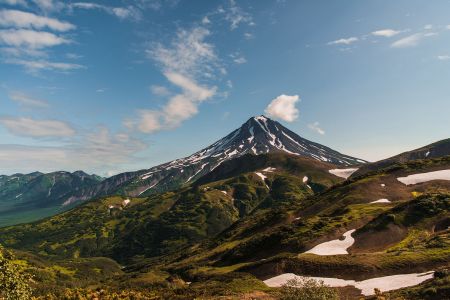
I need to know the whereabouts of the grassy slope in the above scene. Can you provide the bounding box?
[1,154,449,299]
[0,154,339,263]
[156,157,450,298]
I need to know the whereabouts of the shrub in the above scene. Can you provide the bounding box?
[0,245,33,300]
[278,277,339,300]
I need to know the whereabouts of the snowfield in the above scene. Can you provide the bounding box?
[263,272,434,296]
[370,199,391,204]
[329,168,359,179]
[305,229,355,255]
[397,169,450,185]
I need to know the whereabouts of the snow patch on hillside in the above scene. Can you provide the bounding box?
[305,229,355,255]
[370,199,391,204]
[263,272,434,296]
[329,168,358,179]
[397,169,450,185]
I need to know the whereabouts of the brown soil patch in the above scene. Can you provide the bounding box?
[350,224,407,253]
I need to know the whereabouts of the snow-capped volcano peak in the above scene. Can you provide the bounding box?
[196,115,364,165]
[126,116,366,196]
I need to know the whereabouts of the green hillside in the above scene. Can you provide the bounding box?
[1,153,449,299]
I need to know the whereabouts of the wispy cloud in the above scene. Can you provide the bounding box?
[0,9,75,31]
[0,8,81,74]
[9,91,49,108]
[265,94,300,122]
[0,116,75,137]
[31,0,65,13]
[138,72,216,132]
[371,29,401,38]
[391,33,425,48]
[308,122,325,135]
[328,37,358,45]
[71,2,141,21]
[221,0,253,30]
[148,27,219,78]
[5,58,84,73]
[437,55,450,61]
[233,57,247,64]
[0,29,70,48]
[0,128,146,175]
[230,52,247,64]
[150,85,170,96]
[137,26,220,133]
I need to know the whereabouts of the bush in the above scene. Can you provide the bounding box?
[0,245,33,300]
[278,277,339,300]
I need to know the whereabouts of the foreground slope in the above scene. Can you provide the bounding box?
[2,144,449,299]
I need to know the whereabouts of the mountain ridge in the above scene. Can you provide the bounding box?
[66,115,366,203]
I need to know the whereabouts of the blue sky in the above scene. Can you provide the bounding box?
[0,0,449,176]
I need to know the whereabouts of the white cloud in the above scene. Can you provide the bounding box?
[71,3,141,21]
[233,56,247,64]
[371,29,401,38]
[437,55,450,61]
[66,53,83,59]
[244,32,254,39]
[0,29,70,48]
[202,16,211,25]
[137,26,220,133]
[308,122,325,135]
[391,33,424,48]
[138,72,216,132]
[424,24,433,30]
[0,46,47,57]
[222,0,253,30]
[31,0,65,12]
[0,116,75,137]
[265,94,300,122]
[9,91,49,108]
[328,37,358,45]
[78,128,146,165]
[149,27,219,78]
[150,85,170,96]
[0,128,146,175]
[230,52,247,64]
[0,9,75,31]
[137,110,163,133]
[5,58,84,73]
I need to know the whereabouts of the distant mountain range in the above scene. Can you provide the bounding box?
[0,171,103,226]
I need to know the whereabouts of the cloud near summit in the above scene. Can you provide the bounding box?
[265,94,300,122]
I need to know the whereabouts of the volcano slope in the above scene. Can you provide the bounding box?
[0,153,449,299]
